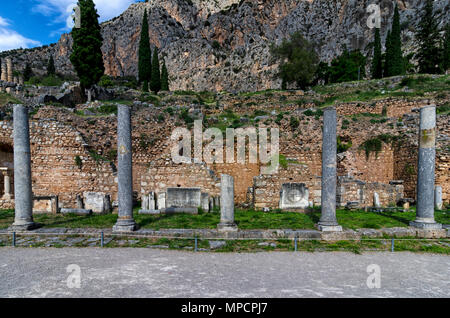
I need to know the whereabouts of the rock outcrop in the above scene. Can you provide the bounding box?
[2,0,449,92]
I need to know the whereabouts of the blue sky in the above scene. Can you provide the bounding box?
[0,0,136,52]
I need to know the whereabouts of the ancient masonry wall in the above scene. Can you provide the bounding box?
[250,163,404,209]
[0,120,117,208]
[139,162,220,198]
[335,98,434,118]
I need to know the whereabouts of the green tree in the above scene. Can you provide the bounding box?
[23,63,33,82]
[47,55,56,76]
[415,0,441,74]
[150,47,161,94]
[384,30,393,77]
[314,62,330,85]
[441,24,450,72]
[271,32,319,89]
[329,48,366,83]
[138,9,152,86]
[390,4,404,76]
[371,28,383,79]
[70,0,105,102]
[160,59,169,91]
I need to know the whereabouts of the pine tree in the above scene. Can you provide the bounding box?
[138,9,152,85]
[70,0,105,102]
[416,0,441,74]
[47,55,56,76]
[441,24,450,73]
[390,4,404,76]
[150,47,161,94]
[23,63,33,82]
[371,28,383,79]
[384,30,392,77]
[160,59,169,91]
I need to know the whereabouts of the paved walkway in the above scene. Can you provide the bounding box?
[0,248,448,298]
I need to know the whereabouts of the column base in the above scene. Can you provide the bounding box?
[409,220,442,230]
[217,222,238,232]
[9,221,40,232]
[317,223,342,232]
[113,218,138,232]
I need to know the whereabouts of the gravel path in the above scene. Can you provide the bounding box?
[0,248,449,298]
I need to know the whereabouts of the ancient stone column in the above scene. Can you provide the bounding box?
[318,107,342,232]
[6,58,13,83]
[218,174,237,232]
[3,173,11,199]
[410,105,441,229]
[373,192,381,208]
[10,105,38,231]
[0,60,6,81]
[434,186,443,211]
[113,104,138,232]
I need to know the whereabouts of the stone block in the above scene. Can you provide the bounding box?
[279,183,309,210]
[83,192,111,214]
[166,187,201,209]
[201,193,210,212]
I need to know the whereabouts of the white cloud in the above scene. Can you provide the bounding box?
[33,0,135,30]
[0,16,41,52]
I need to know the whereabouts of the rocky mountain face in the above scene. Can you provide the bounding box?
[3,0,450,92]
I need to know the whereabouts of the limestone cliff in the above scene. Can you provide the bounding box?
[2,0,449,92]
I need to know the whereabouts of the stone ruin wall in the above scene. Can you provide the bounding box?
[140,162,220,199]
[0,92,448,211]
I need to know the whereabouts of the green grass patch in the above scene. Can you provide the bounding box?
[1,208,448,231]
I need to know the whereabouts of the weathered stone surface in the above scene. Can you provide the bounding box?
[318,107,341,232]
[218,174,237,232]
[279,183,309,210]
[83,192,111,214]
[114,104,137,232]
[166,188,201,209]
[411,105,441,230]
[10,105,38,231]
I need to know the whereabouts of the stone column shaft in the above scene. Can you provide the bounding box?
[318,107,342,231]
[6,58,13,83]
[11,105,37,230]
[411,105,441,229]
[3,174,11,196]
[0,60,6,81]
[434,186,443,210]
[218,174,237,232]
[113,104,137,232]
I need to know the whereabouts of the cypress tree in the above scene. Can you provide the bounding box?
[138,9,152,86]
[441,24,450,73]
[150,47,161,94]
[384,30,392,77]
[70,0,105,102]
[47,55,56,76]
[390,4,404,76]
[371,28,383,79]
[161,59,169,91]
[416,0,441,74]
[23,63,33,82]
